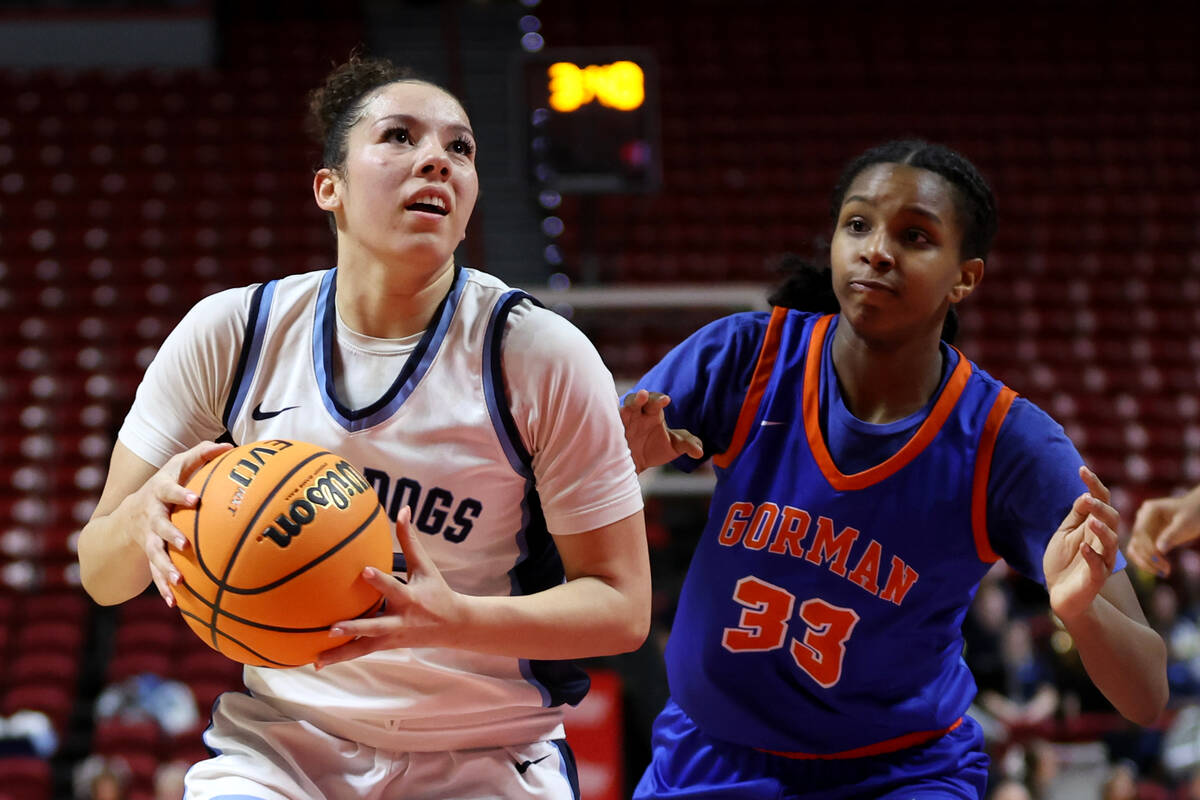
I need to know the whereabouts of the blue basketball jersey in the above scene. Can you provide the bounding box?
[661,309,1019,756]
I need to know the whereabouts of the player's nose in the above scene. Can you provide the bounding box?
[860,230,894,271]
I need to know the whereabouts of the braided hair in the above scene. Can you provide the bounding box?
[768,139,997,344]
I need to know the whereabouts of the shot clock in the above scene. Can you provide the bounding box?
[519,48,661,193]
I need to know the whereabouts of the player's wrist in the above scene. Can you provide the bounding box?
[1050,590,1101,627]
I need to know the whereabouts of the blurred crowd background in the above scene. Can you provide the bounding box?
[1,1,1198,798]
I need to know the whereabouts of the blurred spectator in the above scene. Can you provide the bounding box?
[977,618,1060,735]
[966,575,1061,751]
[964,576,1012,699]
[1182,766,1200,800]
[1147,583,1200,700]
[1026,739,1062,800]
[989,777,1034,800]
[154,759,189,800]
[1100,759,1139,800]
[73,754,131,800]
[94,672,198,736]
[0,709,57,758]
[1161,704,1200,782]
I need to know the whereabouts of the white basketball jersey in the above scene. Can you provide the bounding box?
[219,267,587,751]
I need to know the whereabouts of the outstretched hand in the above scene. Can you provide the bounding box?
[1043,466,1121,622]
[620,389,703,473]
[1127,484,1200,577]
[316,506,463,667]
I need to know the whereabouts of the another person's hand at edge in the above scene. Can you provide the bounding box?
[1128,483,1200,578]
[620,389,703,473]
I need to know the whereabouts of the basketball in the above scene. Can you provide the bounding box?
[167,439,393,668]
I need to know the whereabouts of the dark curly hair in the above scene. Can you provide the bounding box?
[305,52,459,173]
[767,139,997,344]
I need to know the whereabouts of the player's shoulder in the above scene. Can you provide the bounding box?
[998,394,1071,449]
[955,351,1067,441]
[460,266,521,300]
[457,270,597,366]
[189,269,328,319]
[683,309,775,348]
[504,296,595,361]
[178,283,260,334]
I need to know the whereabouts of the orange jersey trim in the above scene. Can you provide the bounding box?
[758,717,963,760]
[971,384,1018,563]
[713,306,788,470]
[803,315,974,491]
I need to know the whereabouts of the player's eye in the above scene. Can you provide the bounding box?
[449,137,475,157]
[384,127,410,144]
[905,228,932,245]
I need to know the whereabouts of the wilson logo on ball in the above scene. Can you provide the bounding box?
[259,463,371,548]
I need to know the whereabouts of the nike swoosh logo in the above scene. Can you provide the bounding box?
[759,420,787,427]
[251,402,299,421]
[514,753,552,774]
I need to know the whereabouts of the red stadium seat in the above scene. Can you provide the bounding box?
[112,619,180,654]
[0,756,52,800]
[1,684,73,734]
[6,652,80,687]
[91,718,163,757]
[13,620,84,654]
[106,650,173,683]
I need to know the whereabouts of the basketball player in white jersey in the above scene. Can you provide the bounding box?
[77,54,651,800]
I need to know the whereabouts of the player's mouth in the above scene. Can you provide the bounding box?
[405,191,450,216]
[849,278,898,295]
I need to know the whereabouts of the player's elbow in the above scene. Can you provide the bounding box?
[601,580,651,655]
[1124,693,1168,728]
[1121,640,1170,727]
[77,537,143,607]
[1131,676,1170,728]
[617,602,652,654]
[80,569,137,607]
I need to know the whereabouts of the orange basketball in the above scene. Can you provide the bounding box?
[168,439,392,668]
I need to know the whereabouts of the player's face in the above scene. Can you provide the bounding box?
[830,163,981,342]
[320,81,479,270]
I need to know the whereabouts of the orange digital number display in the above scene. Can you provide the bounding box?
[547,60,645,112]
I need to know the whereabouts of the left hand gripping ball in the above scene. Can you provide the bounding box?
[168,439,392,668]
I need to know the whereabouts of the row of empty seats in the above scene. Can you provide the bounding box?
[0,13,365,798]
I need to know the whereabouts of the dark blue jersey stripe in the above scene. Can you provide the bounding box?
[222,280,277,431]
[312,267,469,432]
[482,290,540,476]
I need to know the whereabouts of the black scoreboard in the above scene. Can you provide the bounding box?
[518,48,660,194]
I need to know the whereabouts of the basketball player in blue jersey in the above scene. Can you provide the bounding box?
[76,54,651,799]
[621,140,1168,798]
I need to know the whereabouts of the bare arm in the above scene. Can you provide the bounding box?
[316,507,652,665]
[1062,569,1167,726]
[1043,466,1168,725]
[77,439,232,606]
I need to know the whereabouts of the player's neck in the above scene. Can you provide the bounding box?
[830,325,945,424]
[334,253,457,339]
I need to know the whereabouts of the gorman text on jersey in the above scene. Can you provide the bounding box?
[717,501,920,606]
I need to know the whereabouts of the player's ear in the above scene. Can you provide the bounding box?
[948,257,984,304]
[314,168,342,212]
